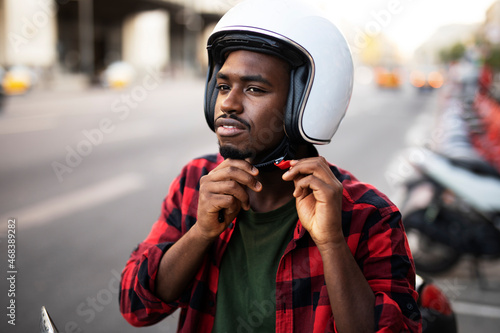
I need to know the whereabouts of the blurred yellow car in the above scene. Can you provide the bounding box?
[374,67,401,88]
[1,66,34,95]
[410,69,444,90]
[101,61,136,89]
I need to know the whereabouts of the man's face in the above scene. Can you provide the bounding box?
[214,50,290,163]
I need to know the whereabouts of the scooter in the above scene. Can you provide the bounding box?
[416,275,457,333]
[397,62,500,280]
[40,306,58,333]
[399,146,500,278]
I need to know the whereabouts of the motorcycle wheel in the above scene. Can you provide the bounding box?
[405,227,461,274]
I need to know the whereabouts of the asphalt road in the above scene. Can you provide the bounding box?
[0,75,499,333]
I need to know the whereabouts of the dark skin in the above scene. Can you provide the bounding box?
[156,50,375,333]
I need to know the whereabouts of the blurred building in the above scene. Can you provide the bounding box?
[357,33,402,68]
[0,0,239,87]
[481,0,500,44]
[413,0,500,66]
[412,24,479,66]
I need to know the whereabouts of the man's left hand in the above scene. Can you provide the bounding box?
[282,157,344,248]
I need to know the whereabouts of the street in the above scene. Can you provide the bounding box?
[0,74,499,332]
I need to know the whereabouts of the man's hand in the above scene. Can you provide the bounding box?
[284,157,377,333]
[197,159,262,239]
[282,157,344,248]
[156,159,260,304]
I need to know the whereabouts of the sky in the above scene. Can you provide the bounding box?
[315,0,498,57]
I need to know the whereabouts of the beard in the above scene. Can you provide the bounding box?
[219,145,253,160]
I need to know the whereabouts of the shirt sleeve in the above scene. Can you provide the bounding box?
[119,166,191,327]
[356,209,422,333]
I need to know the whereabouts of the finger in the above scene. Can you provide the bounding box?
[200,177,251,211]
[293,175,333,202]
[210,163,262,192]
[291,157,331,176]
[283,157,337,185]
[217,158,260,177]
[293,174,314,198]
[214,180,251,210]
[209,194,242,218]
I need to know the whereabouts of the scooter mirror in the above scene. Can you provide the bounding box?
[40,306,59,333]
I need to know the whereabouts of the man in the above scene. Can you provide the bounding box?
[119,1,421,332]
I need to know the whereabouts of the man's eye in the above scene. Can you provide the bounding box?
[248,87,265,93]
[216,84,230,91]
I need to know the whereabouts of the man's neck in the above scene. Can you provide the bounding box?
[247,144,315,213]
[248,169,295,213]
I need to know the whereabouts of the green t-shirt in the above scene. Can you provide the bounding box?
[212,199,298,333]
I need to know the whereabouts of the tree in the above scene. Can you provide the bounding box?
[439,42,466,63]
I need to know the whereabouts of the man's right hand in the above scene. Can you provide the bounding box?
[197,159,262,239]
[156,158,261,303]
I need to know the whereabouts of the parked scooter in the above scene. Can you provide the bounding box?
[398,69,500,277]
[397,57,500,278]
[400,147,500,276]
[416,275,457,333]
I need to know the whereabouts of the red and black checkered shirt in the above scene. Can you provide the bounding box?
[120,154,421,332]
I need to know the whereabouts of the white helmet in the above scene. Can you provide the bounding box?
[204,0,353,145]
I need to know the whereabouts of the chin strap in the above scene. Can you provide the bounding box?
[274,157,292,170]
[253,138,296,171]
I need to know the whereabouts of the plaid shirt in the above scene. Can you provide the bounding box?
[120,154,421,332]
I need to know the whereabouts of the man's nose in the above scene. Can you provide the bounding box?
[220,89,243,114]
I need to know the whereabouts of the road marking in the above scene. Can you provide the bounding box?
[0,173,145,230]
[404,108,434,146]
[452,301,500,318]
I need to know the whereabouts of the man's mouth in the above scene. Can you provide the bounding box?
[215,117,249,137]
[217,125,246,136]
